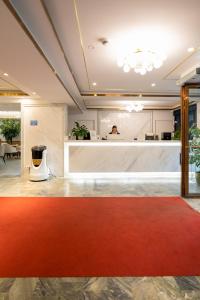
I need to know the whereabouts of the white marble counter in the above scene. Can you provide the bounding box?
[64,140,181,178]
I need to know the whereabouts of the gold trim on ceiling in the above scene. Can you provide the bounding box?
[0,90,28,96]
[73,0,91,90]
[81,92,180,98]
[86,105,179,111]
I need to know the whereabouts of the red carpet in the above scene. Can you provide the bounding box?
[0,196,200,276]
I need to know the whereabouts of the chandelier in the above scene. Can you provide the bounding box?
[117,48,166,75]
[126,103,144,112]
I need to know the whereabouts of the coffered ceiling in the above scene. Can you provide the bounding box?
[1,0,200,110]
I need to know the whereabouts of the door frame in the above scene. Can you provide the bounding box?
[181,83,200,197]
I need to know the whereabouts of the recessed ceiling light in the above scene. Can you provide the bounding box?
[151,83,156,87]
[92,82,97,86]
[187,47,195,53]
[3,73,8,76]
[88,45,95,50]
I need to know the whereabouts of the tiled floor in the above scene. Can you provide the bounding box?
[0,277,200,300]
[0,158,20,177]
[0,175,181,197]
[0,176,200,299]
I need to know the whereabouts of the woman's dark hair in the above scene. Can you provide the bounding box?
[109,125,120,134]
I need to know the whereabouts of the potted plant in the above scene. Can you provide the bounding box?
[71,122,89,140]
[172,129,181,140]
[189,126,200,184]
[0,119,20,144]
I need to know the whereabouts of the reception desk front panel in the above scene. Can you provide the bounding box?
[64,141,181,178]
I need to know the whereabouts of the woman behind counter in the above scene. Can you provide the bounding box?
[109,125,120,135]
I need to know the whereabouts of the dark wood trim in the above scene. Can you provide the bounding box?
[182,83,200,88]
[181,85,189,196]
[181,84,200,198]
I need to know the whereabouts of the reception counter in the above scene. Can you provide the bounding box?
[64,140,181,178]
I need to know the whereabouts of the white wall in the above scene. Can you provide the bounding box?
[68,109,174,140]
[68,109,98,135]
[152,110,174,139]
[21,104,67,176]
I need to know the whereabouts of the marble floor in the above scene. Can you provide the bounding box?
[0,157,20,177]
[0,277,200,300]
[0,176,200,299]
[0,175,181,197]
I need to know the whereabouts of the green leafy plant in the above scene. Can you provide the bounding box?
[189,126,200,169]
[189,126,200,139]
[172,129,181,140]
[71,122,89,140]
[0,119,20,144]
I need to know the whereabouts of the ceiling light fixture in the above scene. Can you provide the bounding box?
[3,73,8,76]
[88,45,95,50]
[151,83,156,87]
[187,47,195,53]
[126,103,144,112]
[117,48,166,75]
[92,82,97,86]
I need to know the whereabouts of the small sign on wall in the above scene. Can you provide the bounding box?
[30,120,38,126]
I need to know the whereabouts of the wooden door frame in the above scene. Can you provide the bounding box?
[181,83,200,197]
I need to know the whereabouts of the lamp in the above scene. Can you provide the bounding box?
[117,48,166,75]
[126,103,144,112]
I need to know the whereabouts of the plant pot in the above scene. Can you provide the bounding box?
[78,136,84,140]
[195,172,200,185]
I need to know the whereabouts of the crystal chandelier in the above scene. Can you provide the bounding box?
[126,103,144,112]
[117,48,166,75]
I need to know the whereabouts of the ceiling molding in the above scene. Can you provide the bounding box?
[73,0,91,90]
[81,92,180,98]
[0,76,21,90]
[163,48,200,80]
[3,0,83,111]
[40,0,83,95]
[86,105,175,111]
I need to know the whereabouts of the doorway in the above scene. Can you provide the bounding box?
[0,104,21,177]
[181,84,200,197]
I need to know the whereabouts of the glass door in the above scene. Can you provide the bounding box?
[181,84,200,197]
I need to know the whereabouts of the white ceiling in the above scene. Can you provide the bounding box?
[1,0,200,110]
[0,0,81,107]
[0,77,20,91]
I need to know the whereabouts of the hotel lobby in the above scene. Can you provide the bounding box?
[1,0,200,298]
